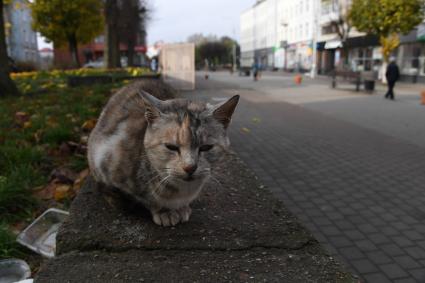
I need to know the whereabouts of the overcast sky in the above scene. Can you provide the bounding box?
[147,0,256,44]
[38,0,256,50]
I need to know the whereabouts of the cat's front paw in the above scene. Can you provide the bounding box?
[177,206,192,223]
[151,206,192,227]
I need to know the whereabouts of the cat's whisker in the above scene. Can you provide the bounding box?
[143,173,162,186]
[154,175,172,196]
[208,175,223,194]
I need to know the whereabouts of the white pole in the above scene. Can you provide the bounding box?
[232,27,237,73]
[233,43,237,73]
[310,0,319,78]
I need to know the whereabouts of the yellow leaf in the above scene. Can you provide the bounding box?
[33,129,43,143]
[81,118,97,131]
[54,185,71,201]
[241,127,251,133]
[23,121,32,129]
[252,117,261,123]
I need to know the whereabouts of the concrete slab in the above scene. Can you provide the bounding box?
[36,153,355,282]
[36,249,352,282]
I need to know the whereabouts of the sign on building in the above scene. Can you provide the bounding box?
[160,43,195,90]
[417,24,425,41]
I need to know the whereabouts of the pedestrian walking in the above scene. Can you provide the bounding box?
[385,58,400,100]
[252,60,261,81]
[150,58,157,72]
[252,61,258,81]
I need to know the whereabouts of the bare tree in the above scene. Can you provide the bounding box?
[120,0,149,66]
[0,0,19,96]
[104,0,121,68]
[323,0,352,68]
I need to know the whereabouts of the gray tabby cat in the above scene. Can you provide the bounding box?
[87,85,239,226]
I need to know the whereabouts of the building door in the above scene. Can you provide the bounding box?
[324,50,335,74]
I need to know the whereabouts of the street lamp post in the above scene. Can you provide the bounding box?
[281,22,288,71]
[233,42,237,73]
[310,0,320,78]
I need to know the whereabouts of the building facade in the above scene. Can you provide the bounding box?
[316,0,425,82]
[282,0,316,71]
[53,35,148,68]
[241,0,425,81]
[240,0,318,71]
[240,0,278,70]
[4,0,39,64]
[240,0,316,71]
[316,0,382,75]
[397,24,425,82]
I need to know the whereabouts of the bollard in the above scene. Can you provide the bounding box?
[421,90,425,105]
[294,74,302,85]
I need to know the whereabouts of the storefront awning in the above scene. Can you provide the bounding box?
[325,40,342,49]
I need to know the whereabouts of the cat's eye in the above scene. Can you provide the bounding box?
[199,144,214,152]
[165,144,180,152]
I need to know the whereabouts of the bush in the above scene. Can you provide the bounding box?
[15,61,38,73]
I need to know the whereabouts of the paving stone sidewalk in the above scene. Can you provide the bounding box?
[185,78,425,283]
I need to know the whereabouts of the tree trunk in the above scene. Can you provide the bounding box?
[104,0,121,68]
[68,35,80,68]
[127,37,135,67]
[0,0,19,96]
[380,61,388,84]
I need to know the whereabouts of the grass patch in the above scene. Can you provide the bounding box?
[69,155,88,172]
[0,222,24,259]
[0,68,136,258]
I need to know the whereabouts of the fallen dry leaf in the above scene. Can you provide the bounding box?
[23,121,32,129]
[78,168,90,179]
[15,111,30,124]
[59,142,72,156]
[50,167,78,184]
[79,135,89,145]
[67,141,87,154]
[72,168,90,193]
[54,184,72,201]
[241,127,251,133]
[33,181,57,200]
[33,129,43,143]
[46,116,58,127]
[81,118,97,131]
[252,117,261,123]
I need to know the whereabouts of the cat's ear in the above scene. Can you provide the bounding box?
[211,95,240,128]
[138,90,164,123]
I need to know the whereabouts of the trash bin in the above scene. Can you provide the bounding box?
[361,71,377,92]
[364,80,375,91]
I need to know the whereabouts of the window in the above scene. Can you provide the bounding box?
[306,0,309,12]
[306,23,309,37]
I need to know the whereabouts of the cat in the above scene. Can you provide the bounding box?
[87,83,239,227]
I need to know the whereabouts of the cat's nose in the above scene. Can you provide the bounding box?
[183,164,197,176]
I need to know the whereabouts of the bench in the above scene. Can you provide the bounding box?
[330,70,377,92]
[330,70,361,91]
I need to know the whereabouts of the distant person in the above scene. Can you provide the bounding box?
[385,59,400,100]
[252,60,260,81]
[150,58,157,72]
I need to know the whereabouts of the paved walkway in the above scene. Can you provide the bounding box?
[204,71,425,148]
[185,75,425,282]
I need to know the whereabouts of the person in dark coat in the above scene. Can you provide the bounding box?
[385,59,400,100]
